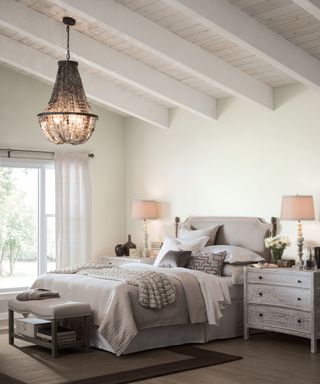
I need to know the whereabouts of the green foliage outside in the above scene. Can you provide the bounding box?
[0,168,37,276]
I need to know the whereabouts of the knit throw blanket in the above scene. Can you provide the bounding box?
[78,266,175,310]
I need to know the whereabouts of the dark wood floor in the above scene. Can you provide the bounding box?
[135,333,320,384]
[1,319,319,384]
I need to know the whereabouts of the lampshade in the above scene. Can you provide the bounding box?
[37,17,98,145]
[280,195,315,220]
[131,200,158,220]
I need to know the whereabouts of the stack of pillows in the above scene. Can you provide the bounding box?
[153,224,265,284]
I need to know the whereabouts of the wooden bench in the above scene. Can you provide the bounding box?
[8,298,91,358]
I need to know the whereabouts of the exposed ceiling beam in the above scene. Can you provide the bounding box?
[48,0,274,110]
[167,0,320,94]
[0,35,169,129]
[292,0,320,21]
[0,0,215,121]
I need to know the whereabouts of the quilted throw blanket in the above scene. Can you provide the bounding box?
[78,266,175,310]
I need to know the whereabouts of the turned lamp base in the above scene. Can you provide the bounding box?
[297,220,304,269]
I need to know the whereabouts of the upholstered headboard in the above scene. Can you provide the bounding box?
[181,216,275,261]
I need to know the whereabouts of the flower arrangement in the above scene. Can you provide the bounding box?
[265,235,291,264]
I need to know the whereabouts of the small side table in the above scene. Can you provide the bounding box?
[101,256,156,267]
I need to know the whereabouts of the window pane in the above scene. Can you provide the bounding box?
[0,167,38,289]
[45,168,55,215]
[47,216,56,272]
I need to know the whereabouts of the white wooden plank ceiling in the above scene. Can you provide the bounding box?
[1,0,320,128]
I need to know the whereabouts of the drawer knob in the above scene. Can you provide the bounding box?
[297,297,301,301]
[259,313,263,317]
[297,319,301,324]
[297,280,302,284]
[259,292,263,296]
[258,276,263,280]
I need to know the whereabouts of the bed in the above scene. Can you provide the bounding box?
[32,216,275,355]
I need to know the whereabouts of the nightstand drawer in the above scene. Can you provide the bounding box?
[248,304,311,334]
[247,284,311,309]
[248,270,311,288]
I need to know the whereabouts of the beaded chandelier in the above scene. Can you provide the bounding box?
[38,17,98,145]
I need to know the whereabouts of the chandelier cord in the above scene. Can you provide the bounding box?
[66,24,70,61]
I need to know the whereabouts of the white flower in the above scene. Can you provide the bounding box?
[265,235,290,250]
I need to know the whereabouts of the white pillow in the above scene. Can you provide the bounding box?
[204,245,264,264]
[179,224,220,246]
[153,236,209,267]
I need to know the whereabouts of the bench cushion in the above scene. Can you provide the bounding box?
[8,299,29,314]
[9,298,91,319]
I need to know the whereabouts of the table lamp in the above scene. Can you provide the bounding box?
[131,200,158,257]
[280,195,315,268]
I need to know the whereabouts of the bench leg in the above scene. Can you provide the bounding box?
[51,319,58,358]
[83,315,90,352]
[8,309,14,345]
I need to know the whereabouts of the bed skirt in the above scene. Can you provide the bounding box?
[91,298,244,354]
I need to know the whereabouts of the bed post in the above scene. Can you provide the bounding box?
[271,217,277,236]
[175,217,180,238]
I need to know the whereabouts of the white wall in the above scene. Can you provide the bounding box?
[0,64,127,261]
[126,84,320,260]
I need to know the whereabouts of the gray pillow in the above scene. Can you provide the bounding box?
[187,251,226,276]
[158,250,192,268]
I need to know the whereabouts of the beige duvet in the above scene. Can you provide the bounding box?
[32,264,230,355]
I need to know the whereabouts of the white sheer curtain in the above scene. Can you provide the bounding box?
[55,152,92,268]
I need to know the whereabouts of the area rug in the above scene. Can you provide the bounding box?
[0,334,241,384]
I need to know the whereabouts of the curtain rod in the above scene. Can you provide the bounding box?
[0,148,94,158]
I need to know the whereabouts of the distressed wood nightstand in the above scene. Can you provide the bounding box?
[101,256,156,267]
[244,267,320,353]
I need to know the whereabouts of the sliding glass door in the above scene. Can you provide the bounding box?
[0,158,55,292]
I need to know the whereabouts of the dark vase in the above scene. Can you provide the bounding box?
[115,244,124,257]
[123,235,136,256]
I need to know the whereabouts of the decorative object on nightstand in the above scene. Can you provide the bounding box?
[281,195,315,268]
[129,248,139,258]
[131,200,158,257]
[244,267,320,353]
[306,247,315,269]
[264,235,291,264]
[123,235,137,257]
[277,259,295,268]
[314,247,320,269]
[115,244,125,257]
[149,242,163,258]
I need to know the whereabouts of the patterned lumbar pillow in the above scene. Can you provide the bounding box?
[158,250,192,268]
[187,251,226,276]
